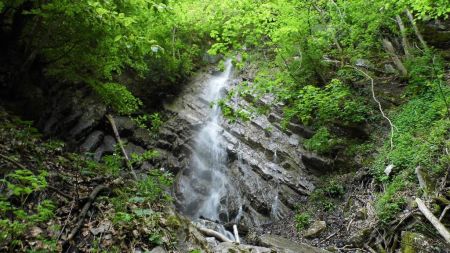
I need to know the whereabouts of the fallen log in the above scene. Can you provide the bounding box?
[415,198,450,244]
[198,227,233,243]
[66,184,109,242]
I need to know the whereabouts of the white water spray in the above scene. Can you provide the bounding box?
[178,60,234,222]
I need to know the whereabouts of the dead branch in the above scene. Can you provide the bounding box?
[415,198,450,244]
[106,114,138,180]
[405,10,428,50]
[66,184,109,242]
[233,224,240,244]
[439,205,450,221]
[415,166,428,193]
[347,66,397,150]
[197,227,233,243]
[382,39,408,77]
[0,153,27,170]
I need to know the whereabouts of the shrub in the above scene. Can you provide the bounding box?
[304,127,343,154]
[294,213,311,231]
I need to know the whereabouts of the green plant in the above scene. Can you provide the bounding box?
[294,212,311,231]
[282,79,368,127]
[304,127,344,154]
[131,150,160,166]
[150,113,163,133]
[375,176,408,224]
[95,82,142,115]
[1,169,48,203]
[323,180,345,198]
[149,232,164,246]
[0,171,55,250]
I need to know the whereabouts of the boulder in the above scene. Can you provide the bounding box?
[80,131,104,153]
[304,220,327,238]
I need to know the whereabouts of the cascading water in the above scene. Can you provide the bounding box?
[178,59,235,224]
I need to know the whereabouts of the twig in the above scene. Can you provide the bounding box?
[439,205,450,221]
[346,66,397,149]
[57,201,75,241]
[106,114,138,180]
[320,228,341,244]
[415,197,450,244]
[65,184,108,242]
[0,153,27,170]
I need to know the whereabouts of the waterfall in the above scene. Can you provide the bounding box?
[178,59,234,222]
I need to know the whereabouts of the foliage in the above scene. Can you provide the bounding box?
[0,170,55,250]
[373,89,450,182]
[131,150,160,166]
[294,212,311,232]
[304,127,343,154]
[95,82,142,115]
[375,175,408,224]
[149,112,163,133]
[282,79,368,126]
[323,180,345,198]
[107,169,175,248]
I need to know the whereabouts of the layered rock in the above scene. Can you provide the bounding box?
[163,66,327,230]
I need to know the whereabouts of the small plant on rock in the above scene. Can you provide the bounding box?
[294,212,311,232]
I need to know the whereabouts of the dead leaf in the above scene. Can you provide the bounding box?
[30,226,43,238]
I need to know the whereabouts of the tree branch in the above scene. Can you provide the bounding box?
[106,114,138,180]
[415,198,450,244]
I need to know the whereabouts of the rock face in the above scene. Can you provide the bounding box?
[164,66,325,229]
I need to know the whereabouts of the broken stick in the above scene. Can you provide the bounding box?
[415,198,450,244]
[197,227,233,243]
[106,114,138,180]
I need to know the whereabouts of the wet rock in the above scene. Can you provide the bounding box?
[304,220,326,238]
[113,116,136,134]
[131,128,153,147]
[301,152,333,174]
[259,234,330,253]
[80,131,104,153]
[214,242,272,253]
[94,135,116,161]
[157,139,172,149]
[286,122,314,138]
[124,142,145,157]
